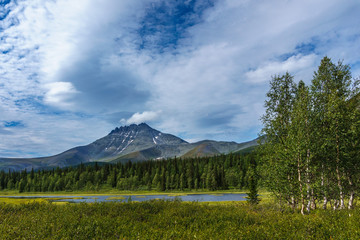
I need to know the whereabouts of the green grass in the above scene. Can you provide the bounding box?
[0,197,48,205]
[0,200,359,239]
[106,196,126,200]
[0,197,78,205]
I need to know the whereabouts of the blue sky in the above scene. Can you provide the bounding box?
[1,0,360,157]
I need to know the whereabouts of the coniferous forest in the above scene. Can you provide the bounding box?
[0,153,256,193]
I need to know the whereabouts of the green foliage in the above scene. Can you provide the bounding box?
[260,56,360,211]
[246,155,260,205]
[0,153,258,193]
[0,201,360,239]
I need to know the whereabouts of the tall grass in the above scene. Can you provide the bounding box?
[0,200,359,239]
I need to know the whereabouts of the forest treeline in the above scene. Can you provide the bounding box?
[260,56,360,213]
[0,153,257,193]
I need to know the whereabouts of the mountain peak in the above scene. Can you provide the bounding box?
[0,122,259,171]
[108,123,152,135]
[97,123,187,160]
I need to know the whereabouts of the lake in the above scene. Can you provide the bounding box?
[2,193,248,203]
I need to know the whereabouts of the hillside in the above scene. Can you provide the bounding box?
[0,123,259,171]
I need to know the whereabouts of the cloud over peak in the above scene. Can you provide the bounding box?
[123,111,161,125]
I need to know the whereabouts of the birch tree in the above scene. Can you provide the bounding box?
[260,72,297,206]
[288,80,311,214]
[261,57,359,211]
[311,57,353,209]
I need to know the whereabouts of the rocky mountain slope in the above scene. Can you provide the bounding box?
[0,123,259,171]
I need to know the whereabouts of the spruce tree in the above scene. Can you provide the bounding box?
[246,155,259,205]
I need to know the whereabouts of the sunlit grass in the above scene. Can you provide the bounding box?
[210,193,224,196]
[106,196,126,200]
[0,196,88,205]
[0,199,358,239]
[51,201,69,205]
[0,197,47,205]
[199,201,246,206]
[167,193,188,196]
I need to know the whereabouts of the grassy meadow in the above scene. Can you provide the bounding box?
[0,194,359,239]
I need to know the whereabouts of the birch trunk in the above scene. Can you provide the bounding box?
[288,174,296,210]
[348,177,354,210]
[336,158,345,209]
[321,164,327,209]
[298,154,304,215]
[336,126,345,209]
[333,199,338,210]
[348,192,355,210]
[311,188,316,210]
[323,195,328,210]
[306,149,311,213]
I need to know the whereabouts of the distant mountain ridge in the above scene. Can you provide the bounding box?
[0,123,259,171]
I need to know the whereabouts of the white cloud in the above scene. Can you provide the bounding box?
[44,82,78,108]
[245,54,317,83]
[124,111,161,125]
